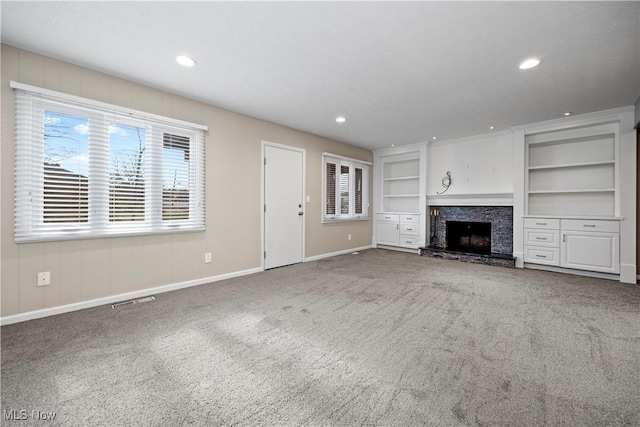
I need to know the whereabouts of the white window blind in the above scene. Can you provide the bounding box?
[12,81,207,243]
[322,153,370,222]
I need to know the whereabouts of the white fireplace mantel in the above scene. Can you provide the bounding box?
[427,192,514,207]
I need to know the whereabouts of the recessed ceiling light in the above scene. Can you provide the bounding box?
[391,144,395,147]
[519,58,540,70]
[336,116,346,123]
[489,126,495,130]
[564,112,572,116]
[176,55,197,67]
[432,136,437,140]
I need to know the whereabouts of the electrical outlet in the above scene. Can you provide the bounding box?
[37,272,50,287]
[348,234,352,241]
[204,252,212,263]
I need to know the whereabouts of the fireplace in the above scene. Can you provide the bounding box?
[428,206,513,255]
[446,221,491,255]
[422,206,514,267]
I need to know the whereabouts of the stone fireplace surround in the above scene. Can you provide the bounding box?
[421,206,515,267]
[429,206,513,255]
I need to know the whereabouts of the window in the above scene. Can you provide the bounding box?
[162,133,191,221]
[12,82,207,243]
[322,153,370,222]
[109,122,146,222]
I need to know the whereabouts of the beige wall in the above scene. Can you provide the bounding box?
[1,45,373,318]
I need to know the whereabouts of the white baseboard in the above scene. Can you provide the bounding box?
[0,266,263,326]
[524,263,620,281]
[304,245,373,262]
[376,245,420,254]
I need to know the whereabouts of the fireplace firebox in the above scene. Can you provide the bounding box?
[446,221,491,255]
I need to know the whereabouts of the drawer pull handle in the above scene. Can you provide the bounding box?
[406,240,412,244]
[536,222,547,226]
[535,254,547,258]
[583,224,596,228]
[535,237,547,240]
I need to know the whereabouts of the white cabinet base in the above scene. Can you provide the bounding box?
[376,212,420,249]
[523,217,621,276]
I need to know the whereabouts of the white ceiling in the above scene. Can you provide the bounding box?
[2,1,639,150]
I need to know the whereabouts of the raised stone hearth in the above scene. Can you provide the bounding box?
[419,246,516,268]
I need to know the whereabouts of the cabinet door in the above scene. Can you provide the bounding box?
[378,221,400,246]
[561,232,619,274]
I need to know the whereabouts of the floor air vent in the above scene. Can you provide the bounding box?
[111,295,156,309]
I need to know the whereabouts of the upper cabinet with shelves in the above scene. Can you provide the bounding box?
[381,156,420,213]
[525,125,618,217]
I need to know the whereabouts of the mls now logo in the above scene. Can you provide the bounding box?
[2,409,57,421]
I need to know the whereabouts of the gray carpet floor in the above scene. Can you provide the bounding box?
[2,249,639,426]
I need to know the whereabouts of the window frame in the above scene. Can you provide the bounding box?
[322,153,371,223]
[12,81,207,243]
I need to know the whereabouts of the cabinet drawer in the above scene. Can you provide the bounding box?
[399,236,418,247]
[561,219,619,233]
[400,223,418,235]
[524,229,560,247]
[377,213,399,222]
[524,218,560,229]
[524,246,560,266]
[400,214,419,223]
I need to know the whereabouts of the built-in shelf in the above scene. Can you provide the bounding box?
[526,131,616,217]
[382,156,420,213]
[527,160,615,171]
[528,189,615,194]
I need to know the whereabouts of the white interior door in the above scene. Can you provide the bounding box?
[264,144,304,269]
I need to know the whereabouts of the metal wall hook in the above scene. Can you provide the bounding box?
[437,171,452,194]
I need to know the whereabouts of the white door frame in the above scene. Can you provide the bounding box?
[261,141,306,270]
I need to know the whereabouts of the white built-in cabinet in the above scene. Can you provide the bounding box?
[374,145,427,251]
[524,217,620,274]
[522,121,623,277]
[526,126,616,217]
[376,213,420,248]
